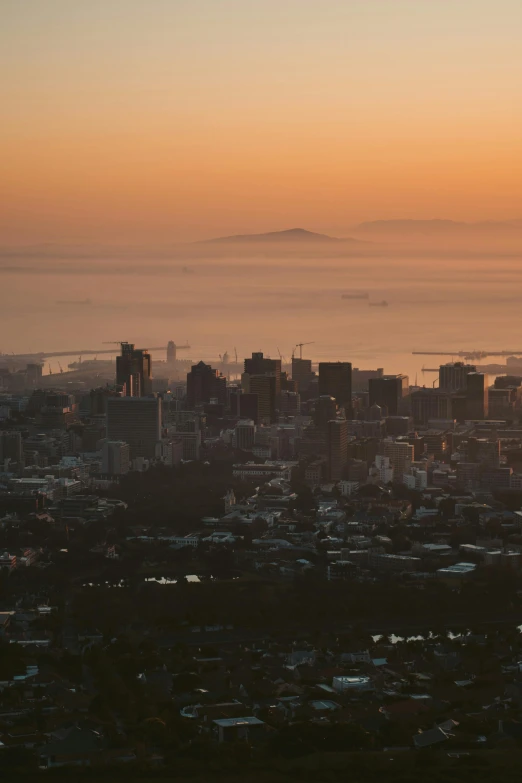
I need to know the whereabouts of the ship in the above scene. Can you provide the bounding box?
[369,300,389,307]
[341,291,369,300]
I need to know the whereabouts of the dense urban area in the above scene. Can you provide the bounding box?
[4,342,522,780]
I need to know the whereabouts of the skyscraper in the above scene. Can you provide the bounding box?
[318,362,352,417]
[166,341,177,365]
[439,362,477,393]
[186,361,227,409]
[249,374,277,424]
[106,396,161,459]
[411,388,452,426]
[465,373,489,420]
[368,374,409,416]
[291,357,313,392]
[244,352,281,394]
[0,430,23,466]
[327,419,348,481]
[116,342,152,397]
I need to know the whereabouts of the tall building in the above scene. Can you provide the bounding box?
[368,374,409,416]
[411,389,452,426]
[291,357,313,392]
[101,441,131,475]
[280,390,300,414]
[465,372,489,420]
[249,374,277,424]
[234,419,256,450]
[318,362,352,417]
[244,352,281,394]
[116,342,152,397]
[439,362,477,393]
[106,396,161,459]
[327,419,348,481]
[166,341,177,365]
[381,438,414,478]
[0,431,23,465]
[186,361,227,409]
[314,395,338,428]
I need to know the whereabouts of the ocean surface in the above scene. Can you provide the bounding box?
[2,252,522,381]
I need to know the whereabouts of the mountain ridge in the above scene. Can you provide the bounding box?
[199,227,362,244]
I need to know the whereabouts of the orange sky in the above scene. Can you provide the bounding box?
[2,0,522,244]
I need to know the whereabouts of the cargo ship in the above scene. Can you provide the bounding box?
[369,300,389,307]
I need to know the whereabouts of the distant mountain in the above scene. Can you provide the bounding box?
[352,219,522,237]
[200,227,360,243]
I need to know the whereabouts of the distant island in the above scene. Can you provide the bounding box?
[199,227,362,244]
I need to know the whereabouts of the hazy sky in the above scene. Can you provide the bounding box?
[2,0,522,244]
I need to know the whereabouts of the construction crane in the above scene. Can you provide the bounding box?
[234,347,238,364]
[293,341,314,360]
[277,346,286,366]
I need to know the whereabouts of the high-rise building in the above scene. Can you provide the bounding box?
[411,389,452,426]
[465,372,489,420]
[0,431,23,465]
[249,374,277,424]
[166,341,177,365]
[368,375,409,416]
[381,438,414,478]
[314,395,338,428]
[26,363,43,387]
[244,352,281,394]
[291,357,313,392]
[101,441,131,475]
[439,362,477,393]
[106,396,161,459]
[186,361,227,409]
[327,419,348,481]
[280,390,300,414]
[234,419,256,450]
[116,342,152,397]
[318,362,352,417]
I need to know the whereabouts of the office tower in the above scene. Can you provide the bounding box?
[249,374,277,424]
[0,431,22,465]
[314,395,338,428]
[116,342,152,397]
[381,438,414,478]
[101,441,131,475]
[439,362,477,393]
[239,393,259,424]
[234,419,256,449]
[327,419,348,481]
[106,396,161,459]
[244,352,281,394]
[411,388,452,426]
[166,341,177,365]
[368,374,409,416]
[291,357,313,392]
[186,361,227,409]
[465,372,489,420]
[318,362,352,416]
[280,372,298,393]
[280,390,300,414]
[352,367,384,393]
[26,363,43,386]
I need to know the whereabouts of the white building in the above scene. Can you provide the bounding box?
[369,455,393,484]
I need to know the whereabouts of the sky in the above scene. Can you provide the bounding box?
[2,0,522,244]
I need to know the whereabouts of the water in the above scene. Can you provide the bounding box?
[2,252,522,382]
